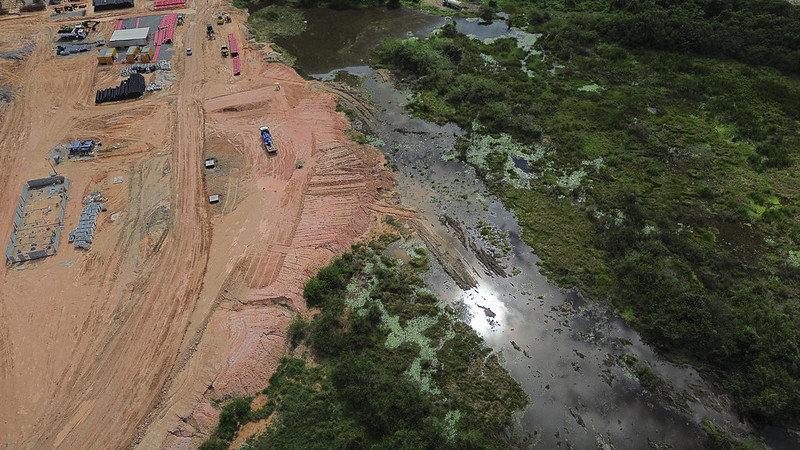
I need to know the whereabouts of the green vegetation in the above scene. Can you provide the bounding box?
[245,5,307,42]
[201,236,527,448]
[376,0,800,425]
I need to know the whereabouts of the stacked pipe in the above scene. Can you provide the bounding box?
[95,73,145,104]
[92,0,134,11]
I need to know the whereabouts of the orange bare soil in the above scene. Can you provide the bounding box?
[0,2,397,447]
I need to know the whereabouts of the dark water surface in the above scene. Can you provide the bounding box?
[275,7,444,76]
[278,7,795,448]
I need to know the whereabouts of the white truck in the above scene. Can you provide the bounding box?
[443,0,463,10]
[57,24,87,41]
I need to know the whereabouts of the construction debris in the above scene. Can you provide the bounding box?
[0,85,12,105]
[1,44,36,60]
[146,82,163,92]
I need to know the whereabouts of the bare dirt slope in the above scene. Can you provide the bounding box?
[0,2,396,448]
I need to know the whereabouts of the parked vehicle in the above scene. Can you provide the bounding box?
[57,24,87,41]
[260,126,275,153]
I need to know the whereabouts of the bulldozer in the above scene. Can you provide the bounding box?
[206,23,215,40]
[221,46,229,57]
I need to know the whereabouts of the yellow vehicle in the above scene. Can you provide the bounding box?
[216,13,224,25]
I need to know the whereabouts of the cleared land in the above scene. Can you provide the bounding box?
[0,2,396,448]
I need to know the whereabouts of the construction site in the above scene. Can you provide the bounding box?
[5,176,68,264]
[0,1,398,448]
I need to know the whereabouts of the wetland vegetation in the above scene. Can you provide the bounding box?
[376,0,800,426]
[201,235,527,449]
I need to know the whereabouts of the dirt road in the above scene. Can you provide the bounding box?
[0,2,396,448]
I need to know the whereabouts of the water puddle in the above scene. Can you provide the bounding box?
[274,7,445,76]
[511,155,532,174]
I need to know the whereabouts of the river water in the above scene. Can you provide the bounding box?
[276,7,796,449]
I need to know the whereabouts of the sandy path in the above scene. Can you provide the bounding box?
[0,2,400,448]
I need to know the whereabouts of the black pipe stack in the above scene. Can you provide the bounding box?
[93,0,134,11]
[95,73,146,104]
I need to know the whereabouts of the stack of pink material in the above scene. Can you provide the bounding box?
[232,56,241,76]
[228,33,241,75]
[228,33,239,56]
[151,14,178,62]
[153,0,185,9]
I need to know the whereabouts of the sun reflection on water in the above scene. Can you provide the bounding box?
[460,281,507,337]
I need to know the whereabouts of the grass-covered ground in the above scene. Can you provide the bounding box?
[375,1,800,425]
[200,235,527,449]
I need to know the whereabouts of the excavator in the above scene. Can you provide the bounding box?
[82,20,100,31]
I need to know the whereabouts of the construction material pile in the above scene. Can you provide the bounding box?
[153,0,185,9]
[68,191,105,250]
[120,60,171,76]
[56,44,93,56]
[228,33,241,76]
[95,73,145,104]
[146,82,163,92]
[92,0,133,11]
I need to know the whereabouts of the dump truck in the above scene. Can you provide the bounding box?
[221,45,229,57]
[206,23,215,40]
[58,24,87,41]
[260,126,275,154]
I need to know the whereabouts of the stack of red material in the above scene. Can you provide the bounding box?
[158,13,177,43]
[227,33,239,56]
[150,13,178,61]
[232,56,241,76]
[153,0,185,9]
